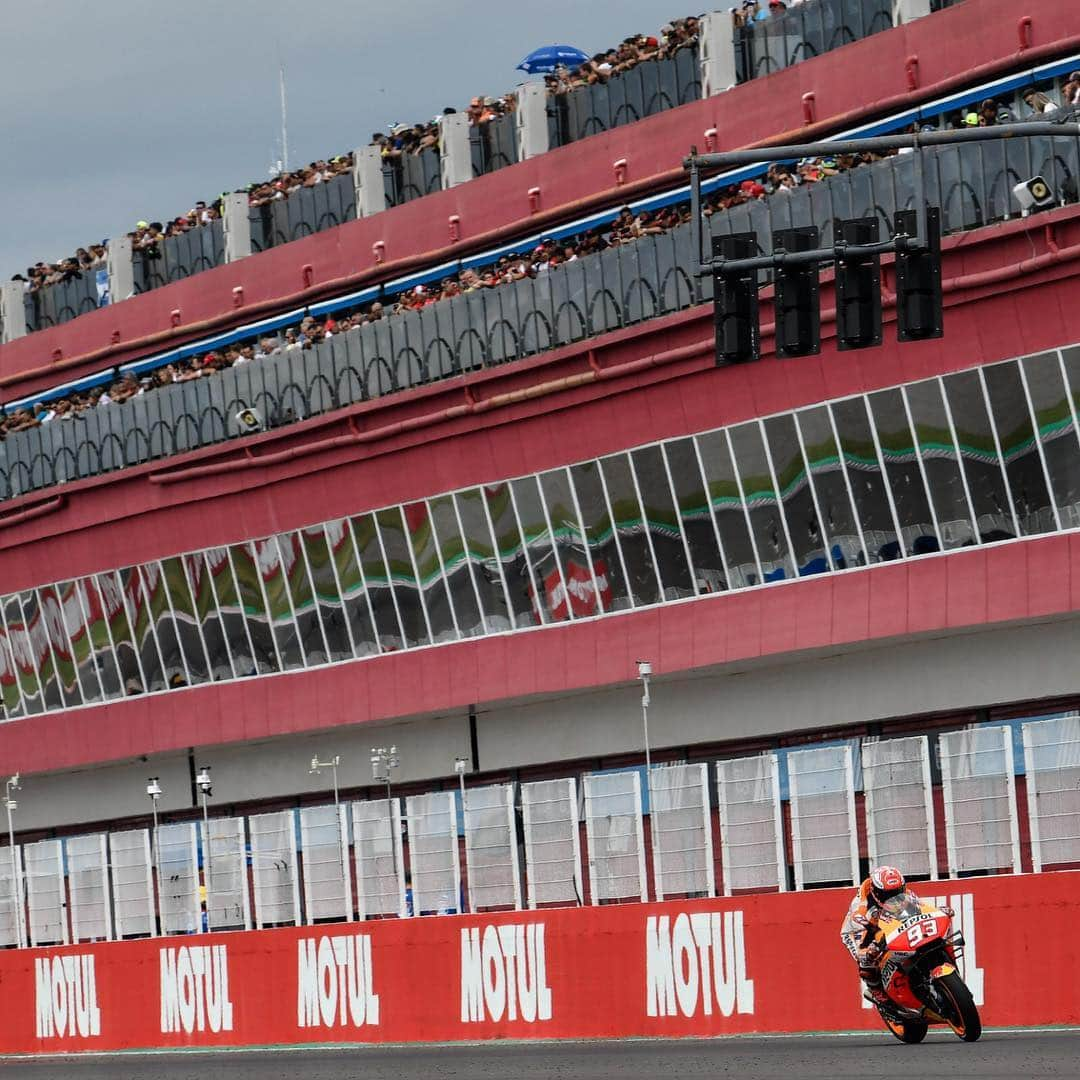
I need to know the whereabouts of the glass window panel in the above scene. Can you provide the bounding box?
[37,585,82,707]
[375,508,431,648]
[58,579,104,703]
[254,538,307,669]
[0,608,26,718]
[599,453,662,604]
[402,501,457,644]
[2,596,42,715]
[274,533,328,666]
[793,406,864,569]
[482,483,539,628]
[661,440,728,593]
[694,430,760,587]
[510,475,571,622]
[940,369,1015,541]
[629,447,695,598]
[428,495,483,636]
[538,469,605,616]
[349,513,406,650]
[569,461,634,610]
[93,572,144,694]
[904,380,977,549]
[136,563,185,689]
[829,398,900,561]
[1020,352,1080,529]
[74,577,121,700]
[184,552,235,680]
[867,388,939,555]
[455,489,513,631]
[762,414,828,576]
[326,519,379,658]
[200,549,254,676]
[728,422,795,581]
[226,544,282,674]
[160,556,211,685]
[298,526,354,661]
[982,360,1055,536]
[117,568,167,692]
[18,591,64,709]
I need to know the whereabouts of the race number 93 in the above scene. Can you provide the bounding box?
[907,919,938,948]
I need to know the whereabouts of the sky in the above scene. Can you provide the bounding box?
[0,0,685,279]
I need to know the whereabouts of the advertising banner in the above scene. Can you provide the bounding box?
[0,872,1075,1055]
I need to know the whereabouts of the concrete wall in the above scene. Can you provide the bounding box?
[12,613,1079,835]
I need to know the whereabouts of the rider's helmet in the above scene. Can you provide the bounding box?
[868,865,906,906]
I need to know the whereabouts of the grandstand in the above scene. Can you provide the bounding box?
[0,0,1079,1046]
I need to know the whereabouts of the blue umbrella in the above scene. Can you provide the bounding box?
[516,45,590,74]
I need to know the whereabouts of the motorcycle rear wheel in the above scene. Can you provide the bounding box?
[881,1013,929,1043]
[936,971,982,1042]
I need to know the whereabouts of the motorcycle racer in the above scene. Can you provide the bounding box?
[840,865,909,1006]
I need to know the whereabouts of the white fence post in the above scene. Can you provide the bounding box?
[222,192,252,262]
[440,113,472,189]
[699,10,738,97]
[894,0,933,23]
[352,145,386,218]
[106,234,134,303]
[0,281,27,342]
[515,81,549,160]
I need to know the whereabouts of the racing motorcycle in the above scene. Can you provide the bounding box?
[863,890,982,1043]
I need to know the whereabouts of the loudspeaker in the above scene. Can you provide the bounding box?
[235,407,263,433]
[1012,175,1055,214]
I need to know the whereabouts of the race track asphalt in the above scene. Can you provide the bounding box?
[1,1030,1077,1080]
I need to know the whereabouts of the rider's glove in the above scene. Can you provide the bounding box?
[941,906,955,917]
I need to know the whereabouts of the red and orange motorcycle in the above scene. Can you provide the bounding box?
[863,891,982,1043]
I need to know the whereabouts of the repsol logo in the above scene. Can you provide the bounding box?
[460,923,552,1024]
[646,911,755,1018]
[160,945,234,1034]
[297,934,380,1029]
[35,955,101,1039]
[861,893,984,1009]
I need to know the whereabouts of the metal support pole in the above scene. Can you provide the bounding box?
[637,661,653,901]
[5,775,24,948]
[685,122,1080,272]
[689,150,703,279]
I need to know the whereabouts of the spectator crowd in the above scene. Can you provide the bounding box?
[1,141,900,443]
[10,15,701,300]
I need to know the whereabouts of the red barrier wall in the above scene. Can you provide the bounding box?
[0,872,1075,1055]
[3,0,1077,396]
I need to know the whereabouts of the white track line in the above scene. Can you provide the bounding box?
[2,1026,1078,1059]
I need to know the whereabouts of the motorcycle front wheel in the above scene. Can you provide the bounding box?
[881,1013,929,1043]
[936,971,982,1042]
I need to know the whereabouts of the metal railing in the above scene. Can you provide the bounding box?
[133,221,226,293]
[550,47,701,147]
[471,114,519,177]
[735,0,894,83]
[4,128,1080,502]
[249,173,356,254]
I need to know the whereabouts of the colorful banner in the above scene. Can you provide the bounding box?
[0,872,1075,1055]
